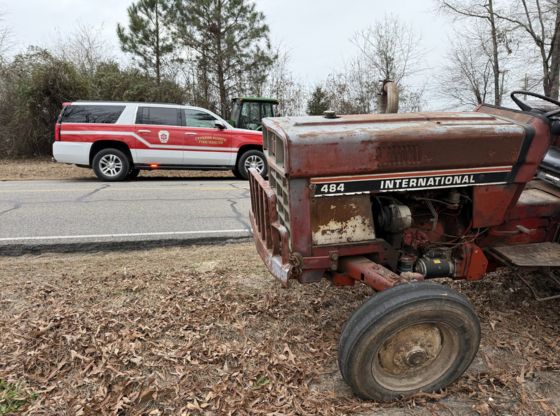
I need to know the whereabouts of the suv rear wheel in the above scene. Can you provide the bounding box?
[236,149,267,179]
[92,148,130,182]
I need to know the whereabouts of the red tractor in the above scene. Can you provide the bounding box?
[248,91,560,401]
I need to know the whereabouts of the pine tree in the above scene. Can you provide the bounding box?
[172,0,274,117]
[307,86,330,115]
[117,0,175,86]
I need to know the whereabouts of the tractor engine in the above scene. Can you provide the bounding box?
[372,188,479,279]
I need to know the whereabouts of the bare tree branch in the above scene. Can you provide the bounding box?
[439,0,506,105]
[494,0,560,98]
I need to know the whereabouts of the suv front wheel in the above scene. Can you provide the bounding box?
[92,148,130,182]
[236,149,267,180]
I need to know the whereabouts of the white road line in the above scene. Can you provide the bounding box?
[0,185,249,194]
[0,229,252,242]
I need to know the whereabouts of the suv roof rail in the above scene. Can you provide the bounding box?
[73,100,182,106]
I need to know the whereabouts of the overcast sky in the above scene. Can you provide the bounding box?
[3,0,457,109]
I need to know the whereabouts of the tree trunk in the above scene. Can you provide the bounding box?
[216,0,228,118]
[197,57,210,109]
[549,1,560,99]
[488,0,501,106]
[155,0,161,87]
[217,61,227,117]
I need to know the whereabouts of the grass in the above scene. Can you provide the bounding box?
[0,380,34,415]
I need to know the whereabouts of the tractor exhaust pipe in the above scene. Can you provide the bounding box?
[377,80,399,114]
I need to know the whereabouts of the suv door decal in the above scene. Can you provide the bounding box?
[182,109,235,166]
[158,130,170,143]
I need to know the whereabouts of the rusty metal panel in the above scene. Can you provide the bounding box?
[263,112,527,179]
[507,187,560,220]
[472,184,522,228]
[476,106,551,184]
[340,256,402,291]
[476,104,537,124]
[288,178,313,255]
[491,242,560,267]
[311,195,375,246]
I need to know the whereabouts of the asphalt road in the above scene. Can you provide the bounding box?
[0,178,252,252]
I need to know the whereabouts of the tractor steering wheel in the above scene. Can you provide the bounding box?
[511,90,560,118]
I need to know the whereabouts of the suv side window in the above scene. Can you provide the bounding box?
[136,106,181,126]
[61,105,125,123]
[185,109,218,128]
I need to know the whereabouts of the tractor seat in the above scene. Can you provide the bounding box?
[537,146,560,187]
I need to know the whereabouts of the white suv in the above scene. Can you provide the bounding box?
[53,101,267,181]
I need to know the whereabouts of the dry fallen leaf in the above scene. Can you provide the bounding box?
[0,244,558,415]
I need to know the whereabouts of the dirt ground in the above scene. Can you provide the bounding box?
[1,242,559,415]
[0,159,234,181]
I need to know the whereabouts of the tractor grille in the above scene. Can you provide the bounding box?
[263,129,290,243]
[268,167,290,241]
[248,167,291,284]
[249,170,277,249]
[263,128,285,167]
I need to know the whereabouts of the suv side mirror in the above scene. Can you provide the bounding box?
[215,120,226,130]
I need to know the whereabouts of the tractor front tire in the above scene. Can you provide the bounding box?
[338,282,480,401]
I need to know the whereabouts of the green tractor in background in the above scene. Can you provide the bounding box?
[229,97,279,131]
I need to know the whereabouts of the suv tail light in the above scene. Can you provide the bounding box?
[54,123,61,141]
[55,103,70,141]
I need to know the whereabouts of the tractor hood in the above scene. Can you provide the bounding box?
[262,111,531,179]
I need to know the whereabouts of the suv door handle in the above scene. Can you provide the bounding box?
[137,129,151,133]
[184,132,197,136]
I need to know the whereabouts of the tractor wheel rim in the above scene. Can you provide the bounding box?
[245,155,264,174]
[372,322,458,392]
[99,154,123,177]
